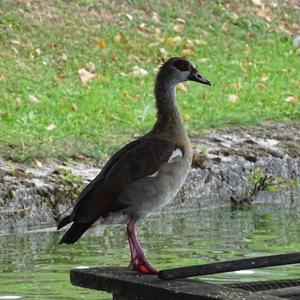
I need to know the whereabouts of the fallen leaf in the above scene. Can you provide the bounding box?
[46,123,56,131]
[132,94,140,102]
[164,36,181,46]
[152,11,160,23]
[176,18,185,24]
[233,82,242,90]
[285,95,298,105]
[124,13,133,21]
[71,103,78,112]
[132,66,148,77]
[35,160,43,167]
[97,39,106,49]
[270,0,278,7]
[174,18,185,33]
[257,82,266,90]
[228,94,239,103]
[183,112,190,121]
[59,53,68,61]
[185,39,194,49]
[199,58,207,64]
[181,48,194,56]
[159,47,167,59]
[128,55,139,62]
[138,23,152,33]
[256,6,272,22]
[222,23,228,31]
[16,97,22,105]
[122,90,129,98]
[230,12,239,20]
[85,62,96,73]
[154,27,161,35]
[114,32,128,44]
[11,40,21,45]
[177,83,188,92]
[114,33,122,43]
[78,68,96,86]
[260,76,269,83]
[194,38,203,45]
[165,37,176,46]
[251,0,263,6]
[29,95,39,103]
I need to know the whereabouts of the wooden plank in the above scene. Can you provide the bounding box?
[158,252,300,280]
[227,278,300,291]
[70,267,284,300]
[258,286,300,298]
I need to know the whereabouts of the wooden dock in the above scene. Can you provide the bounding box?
[70,267,292,300]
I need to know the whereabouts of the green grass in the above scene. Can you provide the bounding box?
[0,0,299,161]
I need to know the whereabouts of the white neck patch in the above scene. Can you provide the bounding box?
[147,148,183,178]
[168,148,183,162]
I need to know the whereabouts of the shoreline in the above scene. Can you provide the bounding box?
[1,122,299,232]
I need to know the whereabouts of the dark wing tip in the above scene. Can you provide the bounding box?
[58,221,92,244]
[57,215,72,230]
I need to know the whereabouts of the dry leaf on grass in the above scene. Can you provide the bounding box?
[122,90,129,98]
[71,103,78,112]
[164,36,181,46]
[260,76,269,83]
[228,94,239,103]
[78,68,96,86]
[97,39,106,49]
[183,112,190,121]
[285,95,298,105]
[152,12,160,23]
[185,39,194,49]
[124,13,133,21]
[233,82,242,90]
[159,48,168,59]
[154,27,161,35]
[132,66,148,77]
[46,123,56,131]
[114,32,128,44]
[29,95,39,103]
[256,6,272,22]
[251,0,263,6]
[138,23,153,34]
[174,18,185,33]
[181,48,194,56]
[257,82,266,90]
[230,12,239,20]
[35,160,43,167]
[85,62,96,73]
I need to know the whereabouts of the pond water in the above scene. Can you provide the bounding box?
[1,202,300,299]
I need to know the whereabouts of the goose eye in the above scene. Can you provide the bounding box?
[173,59,190,72]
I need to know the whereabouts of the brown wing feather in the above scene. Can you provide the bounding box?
[72,137,178,223]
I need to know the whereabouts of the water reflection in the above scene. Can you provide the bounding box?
[1,203,300,299]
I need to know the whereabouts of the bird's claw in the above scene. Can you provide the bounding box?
[128,257,158,274]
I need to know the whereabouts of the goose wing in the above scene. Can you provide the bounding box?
[70,137,180,223]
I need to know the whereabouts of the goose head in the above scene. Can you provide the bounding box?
[158,57,211,86]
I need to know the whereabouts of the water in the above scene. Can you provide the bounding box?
[1,203,300,299]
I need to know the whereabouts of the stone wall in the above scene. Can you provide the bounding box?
[0,123,299,232]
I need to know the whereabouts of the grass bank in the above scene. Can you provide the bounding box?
[0,0,299,161]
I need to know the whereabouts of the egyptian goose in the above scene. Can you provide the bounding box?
[57,57,211,274]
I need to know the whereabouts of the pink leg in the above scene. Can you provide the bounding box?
[127,220,157,274]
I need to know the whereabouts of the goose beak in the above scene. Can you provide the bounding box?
[189,71,211,86]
